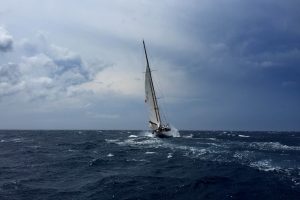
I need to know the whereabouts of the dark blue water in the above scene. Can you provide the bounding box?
[0,130,299,200]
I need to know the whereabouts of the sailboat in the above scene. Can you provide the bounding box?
[143,40,171,138]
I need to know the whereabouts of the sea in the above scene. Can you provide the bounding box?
[0,130,299,200]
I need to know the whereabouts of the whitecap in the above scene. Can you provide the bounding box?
[12,138,23,143]
[194,137,216,141]
[140,131,154,137]
[105,139,120,143]
[167,153,173,158]
[183,134,193,138]
[233,151,254,161]
[128,135,138,138]
[119,138,162,147]
[207,138,217,141]
[107,153,114,157]
[238,134,250,138]
[128,159,149,162]
[250,160,280,172]
[249,142,300,151]
[145,151,156,154]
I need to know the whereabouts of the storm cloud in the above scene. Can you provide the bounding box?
[0,0,299,130]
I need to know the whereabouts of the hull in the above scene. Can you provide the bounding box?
[153,132,171,138]
[153,129,172,138]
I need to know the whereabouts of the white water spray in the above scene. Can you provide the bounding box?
[140,125,180,138]
[166,125,180,137]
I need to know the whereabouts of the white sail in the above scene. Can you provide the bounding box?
[145,64,161,130]
[142,41,172,137]
[143,41,161,130]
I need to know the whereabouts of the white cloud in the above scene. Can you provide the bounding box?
[0,81,25,97]
[0,32,96,102]
[0,62,20,83]
[74,65,143,97]
[0,26,13,52]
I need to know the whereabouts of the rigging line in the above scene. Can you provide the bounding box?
[148,67,161,123]
[152,69,169,124]
[150,67,168,125]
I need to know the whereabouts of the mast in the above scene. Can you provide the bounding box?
[143,40,161,126]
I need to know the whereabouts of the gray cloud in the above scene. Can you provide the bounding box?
[0,26,13,52]
[0,63,23,98]
[0,62,20,83]
[0,32,99,101]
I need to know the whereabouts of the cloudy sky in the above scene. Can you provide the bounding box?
[0,0,299,131]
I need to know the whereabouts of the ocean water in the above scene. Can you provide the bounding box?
[0,130,299,200]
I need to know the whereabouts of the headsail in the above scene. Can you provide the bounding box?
[143,41,161,130]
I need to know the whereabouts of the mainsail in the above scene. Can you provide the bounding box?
[143,40,161,130]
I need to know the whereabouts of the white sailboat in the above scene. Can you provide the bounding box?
[143,40,171,138]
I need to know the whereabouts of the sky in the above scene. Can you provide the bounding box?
[0,0,299,131]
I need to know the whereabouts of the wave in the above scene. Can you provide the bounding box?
[249,142,300,151]
[0,137,26,143]
[249,160,300,186]
[145,151,156,154]
[139,131,154,137]
[238,134,250,138]
[250,159,281,172]
[105,139,120,143]
[117,138,163,147]
[182,134,193,138]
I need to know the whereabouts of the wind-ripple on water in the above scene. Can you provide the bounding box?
[0,130,299,200]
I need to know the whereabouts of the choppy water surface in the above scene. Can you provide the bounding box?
[0,130,299,199]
